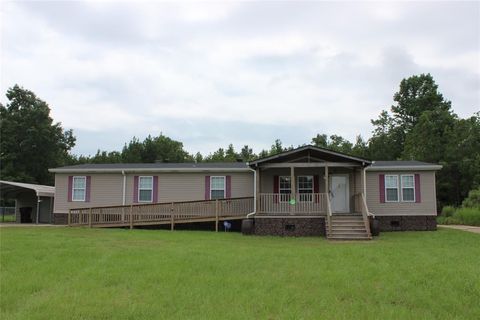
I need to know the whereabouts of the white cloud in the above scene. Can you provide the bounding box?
[1,1,478,156]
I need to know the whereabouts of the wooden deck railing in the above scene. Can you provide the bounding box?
[353,192,373,235]
[258,193,327,215]
[326,194,332,235]
[68,197,254,229]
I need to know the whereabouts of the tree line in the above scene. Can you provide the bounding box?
[1,74,479,209]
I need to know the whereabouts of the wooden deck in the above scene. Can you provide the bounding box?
[68,197,254,230]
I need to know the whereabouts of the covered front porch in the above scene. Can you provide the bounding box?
[256,164,368,215]
[248,146,373,238]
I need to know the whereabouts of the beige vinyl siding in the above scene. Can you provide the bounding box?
[125,172,253,203]
[54,171,253,213]
[365,170,437,216]
[54,173,124,213]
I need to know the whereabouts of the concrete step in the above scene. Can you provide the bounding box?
[331,227,367,232]
[328,235,372,240]
[329,230,369,236]
[329,222,365,226]
[332,215,362,219]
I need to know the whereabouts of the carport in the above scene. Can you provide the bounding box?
[0,180,55,224]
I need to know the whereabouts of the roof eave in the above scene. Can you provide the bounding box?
[48,168,252,173]
[366,165,443,171]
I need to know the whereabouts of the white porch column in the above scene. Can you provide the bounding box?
[290,166,296,198]
[255,167,260,213]
[290,166,295,214]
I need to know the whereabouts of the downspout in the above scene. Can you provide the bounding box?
[122,170,126,205]
[36,194,40,224]
[246,166,256,219]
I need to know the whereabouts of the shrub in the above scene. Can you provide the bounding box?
[441,206,456,217]
[437,216,462,225]
[462,188,480,208]
[454,207,480,226]
[438,207,480,226]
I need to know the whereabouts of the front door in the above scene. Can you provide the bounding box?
[330,175,349,213]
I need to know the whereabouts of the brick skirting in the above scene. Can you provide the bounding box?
[53,213,68,225]
[376,216,436,231]
[254,217,326,237]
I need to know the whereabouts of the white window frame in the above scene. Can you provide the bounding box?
[385,175,399,202]
[279,176,292,202]
[138,176,153,203]
[72,176,86,202]
[297,175,314,202]
[210,176,226,200]
[401,174,415,202]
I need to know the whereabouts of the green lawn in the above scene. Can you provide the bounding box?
[1,227,479,320]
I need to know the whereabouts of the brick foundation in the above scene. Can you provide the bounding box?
[53,213,68,225]
[376,216,436,231]
[254,217,326,237]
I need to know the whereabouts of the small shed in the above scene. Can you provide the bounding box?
[0,180,55,224]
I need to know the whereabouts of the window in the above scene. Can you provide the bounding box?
[72,176,86,201]
[210,176,225,200]
[279,176,291,202]
[401,175,415,202]
[138,176,153,202]
[385,175,399,202]
[297,176,313,202]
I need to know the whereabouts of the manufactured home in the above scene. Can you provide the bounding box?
[49,146,441,239]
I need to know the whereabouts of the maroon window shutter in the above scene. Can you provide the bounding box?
[314,175,320,203]
[226,176,232,198]
[85,176,91,202]
[379,174,385,203]
[273,175,279,203]
[205,176,211,200]
[153,176,159,203]
[133,176,139,203]
[67,176,73,202]
[415,174,421,203]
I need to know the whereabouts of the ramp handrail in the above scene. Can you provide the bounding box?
[68,197,254,228]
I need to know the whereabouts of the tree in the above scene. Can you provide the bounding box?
[0,85,75,185]
[351,135,369,158]
[369,73,454,160]
[240,145,255,161]
[269,139,284,155]
[438,113,480,206]
[90,150,123,163]
[121,137,143,163]
[368,111,404,160]
[224,144,239,162]
[311,133,354,155]
[204,148,226,162]
[369,73,477,208]
[194,152,203,163]
[119,134,191,163]
[311,134,328,148]
[392,73,451,131]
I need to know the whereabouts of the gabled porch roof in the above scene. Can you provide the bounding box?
[247,145,371,168]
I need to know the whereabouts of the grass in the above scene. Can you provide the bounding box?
[1,227,479,320]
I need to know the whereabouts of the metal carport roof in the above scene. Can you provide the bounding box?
[0,180,55,198]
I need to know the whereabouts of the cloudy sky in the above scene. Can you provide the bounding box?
[1,1,479,156]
